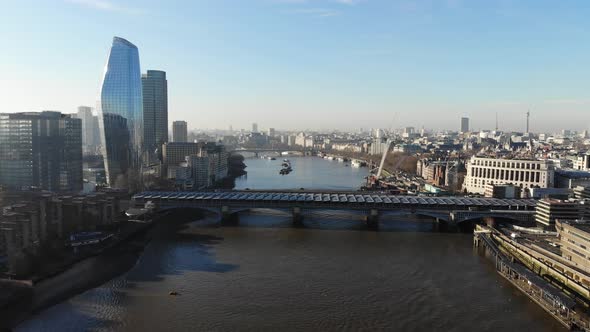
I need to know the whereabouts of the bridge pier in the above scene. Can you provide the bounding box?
[220,205,237,225]
[366,209,379,230]
[292,207,304,227]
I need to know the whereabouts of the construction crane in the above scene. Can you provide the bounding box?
[376,139,393,179]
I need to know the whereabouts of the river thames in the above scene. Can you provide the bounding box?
[18,157,564,331]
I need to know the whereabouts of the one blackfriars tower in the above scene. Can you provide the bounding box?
[98,36,144,186]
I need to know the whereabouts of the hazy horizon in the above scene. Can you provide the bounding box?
[2,0,590,132]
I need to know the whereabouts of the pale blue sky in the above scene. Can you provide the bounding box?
[2,0,590,132]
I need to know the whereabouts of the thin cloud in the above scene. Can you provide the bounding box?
[273,0,364,6]
[333,0,362,5]
[272,0,309,3]
[287,8,341,17]
[65,0,144,14]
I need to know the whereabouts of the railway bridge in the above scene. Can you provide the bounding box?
[130,191,538,229]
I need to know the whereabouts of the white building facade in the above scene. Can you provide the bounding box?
[574,154,590,171]
[463,156,554,195]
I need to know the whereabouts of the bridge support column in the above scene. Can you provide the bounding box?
[292,207,304,227]
[220,205,235,225]
[366,209,379,230]
[434,217,449,232]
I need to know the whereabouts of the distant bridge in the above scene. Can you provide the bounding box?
[230,148,308,157]
[131,191,538,229]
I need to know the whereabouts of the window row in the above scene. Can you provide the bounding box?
[470,167,543,183]
[472,159,542,170]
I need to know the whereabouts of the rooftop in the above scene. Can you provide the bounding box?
[555,169,590,178]
[559,220,590,233]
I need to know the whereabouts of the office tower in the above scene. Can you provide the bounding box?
[75,106,100,155]
[98,36,143,186]
[461,117,469,133]
[268,128,275,137]
[252,123,258,133]
[0,111,83,192]
[172,121,188,142]
[142,70,168,162]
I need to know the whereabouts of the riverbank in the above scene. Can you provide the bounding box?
[1,219,155,329]
[4,209,205,330]
[0,279,32,328]
[474,225,590,331]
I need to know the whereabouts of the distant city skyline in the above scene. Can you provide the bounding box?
[3,1,590,132]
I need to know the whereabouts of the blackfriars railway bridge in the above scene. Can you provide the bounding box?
[131,191,537,229]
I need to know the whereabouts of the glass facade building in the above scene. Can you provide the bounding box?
[98,36,143,186]
[142,70,168,163]
[0,111,83,192]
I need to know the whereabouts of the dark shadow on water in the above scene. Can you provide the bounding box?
[204,210,449,234]
[17,299,121,332]
[124,215,239,283]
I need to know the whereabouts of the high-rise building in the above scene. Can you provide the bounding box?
[268,128,275,137]
[142,70,168,163]
[252,123,258,133]
[461,117,469,133]
[172,121,188,142]
[98,37,144,186]
[74,106,100,155]
[0,111,83,192]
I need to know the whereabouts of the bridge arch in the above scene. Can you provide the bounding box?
[413,211,451,222]
[453,213,534,224]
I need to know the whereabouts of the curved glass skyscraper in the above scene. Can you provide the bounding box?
[98,36,143,186]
